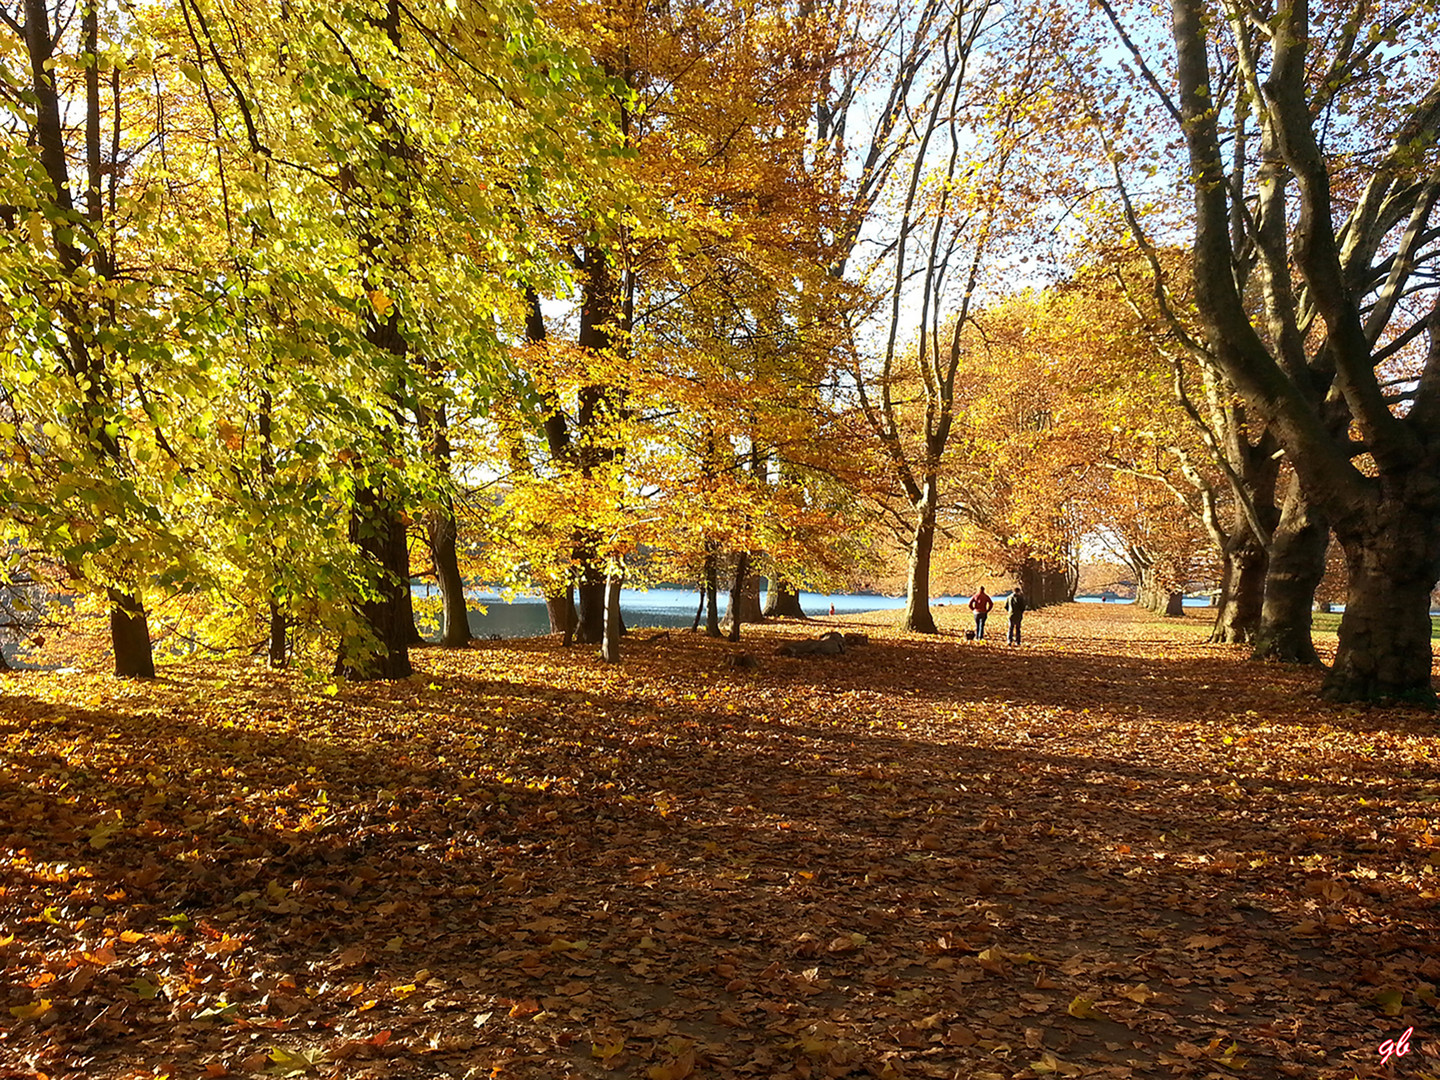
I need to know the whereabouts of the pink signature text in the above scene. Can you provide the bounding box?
[1378,1027,1413,1066]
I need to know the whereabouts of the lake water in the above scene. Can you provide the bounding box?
[413,586,986,640]
[410,587,1218,640]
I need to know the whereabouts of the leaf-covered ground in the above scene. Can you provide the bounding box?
[2,604,1439,1080]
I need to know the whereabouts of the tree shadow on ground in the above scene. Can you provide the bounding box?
[1,606,1436,1078]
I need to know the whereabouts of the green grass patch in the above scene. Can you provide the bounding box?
[1311,611,1440,639]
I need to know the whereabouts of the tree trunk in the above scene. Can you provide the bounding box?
[1136,569,1166,612]
[268,597,287,668]
[428,504,471,648]
[1324,522,1438,703]
[1252,476,1327,663]
[724,567,764,626]
[1163,591,1186,617]
[546,589,576,646]
[335,492,413,680]
[691,587,705,631]
[602,574,623,663]
[763,579,807,618]
[727,552,751,642]
[901,488,938,633]
[1018,559,1073,607]
[704,548,721,637]
[108,587,155,679]
[575,562,606,645]
[1210,542,1266,643]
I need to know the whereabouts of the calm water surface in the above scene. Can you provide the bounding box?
[413,586,984,639]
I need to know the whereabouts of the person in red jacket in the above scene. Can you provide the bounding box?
[968,586,994,639]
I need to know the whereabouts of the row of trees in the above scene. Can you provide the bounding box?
[1,0,1436,702]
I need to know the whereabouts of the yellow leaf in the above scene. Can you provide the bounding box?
[592,1039,625,1060]
[1067,995,1104,1019]
[267,1045,323,1076]
[10,998,52,1020]
[977,946,1008,973]
[1029,1052,1083,1076]
[1374,987,1405,1016]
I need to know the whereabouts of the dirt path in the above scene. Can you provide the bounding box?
[1,604,1437,1079]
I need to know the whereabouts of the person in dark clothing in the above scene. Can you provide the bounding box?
[969,587,993,639]
[1006,587,1027,645]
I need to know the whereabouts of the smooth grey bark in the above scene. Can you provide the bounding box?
[1167,0,1440,701]
[763,579,807,618]
[900,488,939,633]
[727,552,751,643]
[1210,539,1267,643]
[703,547,721,637]
[108,588,155,680]
[546,589,576,646]
[1253,475,1327,663]
[725,568,763,626]
[602,574,623,663]
[428,504,471,648]
[335,491,412,680]
[575,574,606,645]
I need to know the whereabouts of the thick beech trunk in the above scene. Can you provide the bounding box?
[546,589,576,646]
[572,244,623,648]
[335,493,412,680]
[1210,542,1266,643]
[428,505,471,648]
[725,568,763,626]
[575,563,606,645]
[901,489,938,633]
[1253,477,1327,663]
[1169,0,1440,701]
[727,553,751,642]
[108,587,155,679]
[1136,570,1166,613]
[602,575,623,663]
[1325,516,1439,703]
[763,579,807,618]
[1163,591,1186,617]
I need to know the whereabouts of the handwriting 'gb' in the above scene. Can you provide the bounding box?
[1378,1027,1413,1066]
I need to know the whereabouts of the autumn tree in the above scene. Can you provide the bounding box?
[165,0,615,675]
[0,1,185,676]
[846,1,1055,633]
[1067,0,1440,701]
[503,0,865,655]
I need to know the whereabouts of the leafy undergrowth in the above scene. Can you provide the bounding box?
[2,604,1439,1080]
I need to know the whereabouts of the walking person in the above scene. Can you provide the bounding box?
[1006,586,1027,645]
[969,586,994,640]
